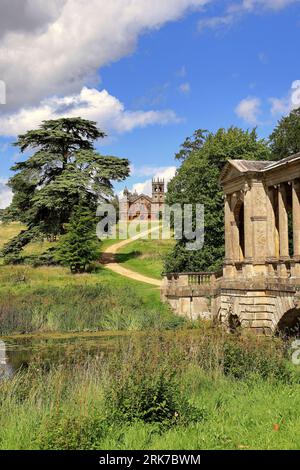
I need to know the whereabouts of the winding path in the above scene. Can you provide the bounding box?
[101,226,162,287]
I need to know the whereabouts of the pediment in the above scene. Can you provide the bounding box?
[130,194,152,204]
[219,162,242,186]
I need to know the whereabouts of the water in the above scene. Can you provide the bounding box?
[0,332,131,379]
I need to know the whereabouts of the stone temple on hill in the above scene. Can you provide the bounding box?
[120,178,165,221]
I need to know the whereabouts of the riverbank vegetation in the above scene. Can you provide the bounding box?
[0,331,299,450]
[0,265,181,335]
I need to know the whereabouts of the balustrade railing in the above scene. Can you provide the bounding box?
[164,271,220,287]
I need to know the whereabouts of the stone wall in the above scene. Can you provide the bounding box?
[161,272,300,334]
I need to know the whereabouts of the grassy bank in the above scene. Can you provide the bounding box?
[0,332,299,450]
[0,265,181,334]
[0,222,180,334]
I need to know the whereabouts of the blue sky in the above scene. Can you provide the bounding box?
[0,0,300,206]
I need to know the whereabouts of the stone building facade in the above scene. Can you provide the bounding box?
[120,178,165,221]
[161,153,300,335]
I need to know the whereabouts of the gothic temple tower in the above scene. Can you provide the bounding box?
[151,178,165,220]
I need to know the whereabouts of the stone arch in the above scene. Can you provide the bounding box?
[228,312,241,333]
[276,307,300,337]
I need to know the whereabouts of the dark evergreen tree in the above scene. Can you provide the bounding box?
[2,117,129,258]
[55,202,100,273]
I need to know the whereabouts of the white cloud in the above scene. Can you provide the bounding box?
[198,14,235,31]
[0,0,209,112]
[127,166,177,196]
[269,80,300,116]
[235,97,261,124]
[269,97,289,116]
[179,82,191,94]
[198,0,299,32]
[0,179,13,209]
[131,165,177,178]
[236,81,300,124]
[0,87,180,137]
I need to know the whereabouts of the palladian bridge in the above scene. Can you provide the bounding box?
[161,153,300,335]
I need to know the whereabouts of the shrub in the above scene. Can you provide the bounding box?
[39,413,107,450]
[222,338,292,383]
[105,343,206,427]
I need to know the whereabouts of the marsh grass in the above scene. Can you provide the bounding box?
[0,265,181,334]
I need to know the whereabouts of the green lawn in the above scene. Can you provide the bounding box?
[116,237,175,279]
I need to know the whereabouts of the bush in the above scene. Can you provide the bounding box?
[105,343,206,427]
[39,413,107,450]
[222,338,292,383]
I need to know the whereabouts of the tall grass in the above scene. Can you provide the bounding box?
[0,283,182,334]
[0,332,299,450]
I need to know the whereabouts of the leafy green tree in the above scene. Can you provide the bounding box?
[55,202,100,273]
[3,117,129,256]
[164,127,271,273]
[175,129,208,161]
[269,107,300,160]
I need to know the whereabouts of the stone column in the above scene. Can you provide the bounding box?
[292,180,300,279]
[224,194,233,263]
[230,193,240,262]
[278,184,289,260]
[251,180,268,265]
[243,184,253,262]
[266,187,277,260]
[293,180,300,257]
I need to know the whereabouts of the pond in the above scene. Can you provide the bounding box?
[0,331,134,379]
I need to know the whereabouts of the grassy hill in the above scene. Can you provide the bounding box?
[115,237,175,279]
[0,222,180,335]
